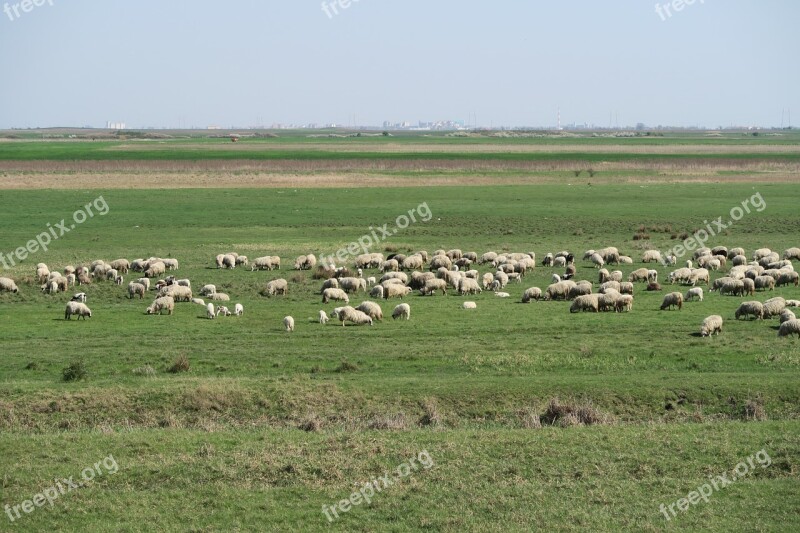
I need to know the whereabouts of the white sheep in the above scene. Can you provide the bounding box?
[322,288,349,304]
[685,287,704,302]
[786,300,800,308]
[234,303,244,316]
[146,296,175,315]
[777,319,800,338]
[191,298,205,306]
[216,306,232,317]
[210,292,230,301]
[64,301,92,320]
[660,292,683,310]
[522,287,542,303]
[369,285,384,299]
[458,277,482,295]
[700,315,723,337]
[206,303,216,319]
[71,292,87,303]
[494,292,511,298]
[735,301,764,320]
[642,250,662,263]
[780,309,796,324]
[763,297,787,318]
[264,279,288,297]
[128,282,146,300]
[319,310,329,324]
[392,303,411,320]
[334,307,372,326]
[366,276,376,286]
[283,316,295,331]
[462,301,477,309]
[384,285,412,299]
[551,273,561,284]
[615,294,634,312]
[356,301,383,321]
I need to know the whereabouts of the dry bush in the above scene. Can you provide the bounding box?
[517,408,542,429]
[289,272,305,284]
[312,266,334,280]
[541,398,612,427]
[298,414,323,432]
[167,354,190,374]
[419,398,442,427]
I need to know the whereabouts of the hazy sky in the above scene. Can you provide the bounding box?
[0,0,797,129]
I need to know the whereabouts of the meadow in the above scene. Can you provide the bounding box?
[0,134,799,531]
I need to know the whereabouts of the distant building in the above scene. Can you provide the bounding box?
[106,121,126,130]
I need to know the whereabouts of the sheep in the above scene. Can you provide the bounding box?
[252,256,277,271]
[356,301,384,321]
[647,270,659,283]
[780,309,796,324]
[700,315,723,337]
[570,294,599,313]
[710,277,734,292]
[221,254,237,269]
[42,281,58,294]
[763,297,787,319]
[568,282,593,300]
[134,278,151,292]
[205,302,215,319]
[159,285,193,302]
[778,319,800,337]
[545,281,576,301]
[71,292,87,303]
[197,285,215,297]
[618,255,634,265]
[216,306,232,317]
[77,273,91,286]
[753,248,773,261]
[599,281,621,293]
[64,301,92,320]
[619,282,634,295]
[320,278,340,293]
[598,292,620,312]
[144,261,166,278]
[731,255,748,266]
[316,309,329,324]
[103,268,119,282]
[320,287,349,304]
[420,278,447,296]
[727,247,745,260]
[628,268,651,283]
[493,271,509,289]
[234,255,248,268]
[429,255,453,271]
[685,287,704,302]
[458,277,482,295]
[146,296,175,315]
[369,285,384,299]
[264,279,288,297]
[462,301,477,309]
[36,265,50,284]
[380,259,399,273]
[284,316,295,332]
[128,282,146,299]
[366,276,377,286]
[660,292,683,310]
[401,254,424,271]
[479,252,498,265]
[335,306,373,326]
[110,259,130,274]
[339,277,366,294]
[521,287,542,303]
[783,247,800,261]
[384,284,412,299]
[641,250,662,263]
[589,253,605,269]
[0,277,19,293]
[777,271,800,287]
[192,298,205,306]
[741,278,755,296]
[210,293,230,302]
[161,258,179,271]
[615,294,634,313]
[380,272,408,284]
[786,300,800,308]
[689,268,710,286]
[735,301,764,320]
[232,303,244,317]
[494,292,511,298]
[720,280,745,297]
[551,273,561,284]
[481,272,495,290]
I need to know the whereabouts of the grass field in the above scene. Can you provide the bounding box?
[1,135,799,531]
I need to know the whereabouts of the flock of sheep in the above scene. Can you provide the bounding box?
[1,245,799,338]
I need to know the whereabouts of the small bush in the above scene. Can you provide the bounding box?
[62,360,88,382]
[289,272,305,284]
[573,170,582,177]
[132,365,156,377]
[541,398,611,427]
[312,266,333,280]
[24,361,40,370]
[419,398,442,427]
[384,244,399,253]
[587,169,595,177]
[335,360,358,373]
[167,354,190,374]
[298,414,323,432]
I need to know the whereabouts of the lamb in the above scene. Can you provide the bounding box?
[462,301,477,309]
[494,292,511,298]
[384,284,413,299]
[216,306,232,317]
[334,306,373,326]
[0,277,19,293]
[284,316,295,332]
[420,278,447,296]
[322,288,350,304]
[615,294,634,313]
[366,276,376,286]
[206,303,216,319]
[71,292,87,303]
[777,319,800,338]
[388,303,411,321]
[641,250,662,263]
[685,287,704,302]
[522,287,542,303]
[191,298,205,306]
[144,261,166,278]
[234,303,244,316]
[64,301,92,320]
[128,282,146,299]
[570,294,600,313]
[628,268,651,283]
[458,277,482,295]
[146,296,175,315]
[551,273,561,284]
[210,292,230,302]
[763,297,786,318]
[786,300,800,308]
[369,285,384,299]
[700,315,723,337]
[735,301,764,320]
[264,279,289,297]
[319,310,329,324]
[780,310,796,324]
[783,247,800,261]
[660,292,683,310]
[356,301,384,321]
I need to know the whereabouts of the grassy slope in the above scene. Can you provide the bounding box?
[1,169,799,529]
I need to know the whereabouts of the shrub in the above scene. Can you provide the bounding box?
[62,360,88,382]
[167,354,190,374]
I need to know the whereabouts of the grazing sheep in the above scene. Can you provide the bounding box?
[234,256,248,268]
[339,277,367,294]
[545,280,576,301]
[284,316,295,332]
[210,292,230,302]
[369,285,384,299]
[191,298,205,306]
[146,296,175,315]
[64,301,92,320]
[109,259,130,274]
[642,250,662,263]
[720,280,745,297]
[335,306,373,326]
[380,259,400,272]
[598,292,620,312]
[36,265,50,284]
[780,310,796,324]
[356,301,383,321]
[391,303,411,320]
[221,254,237,269]
[493,271,509,289]
[522,287,542,303]
[777,271,799,287]
[175,279,191,288]
[128,282,146,300]
[384,284,412,299]
[134,278,151,292]
[322,288,350,304]
[420,278,447,296]
[786,300,800,308]
[401,254,424,271]
[206,303,216,319]
[366,276,376,286]
[783,247,800,261]
[700,315,723,337]
[618,255,634,265]
[777,319,800,338]
[711,277,734,292]
[380,272,408,284]
[568,282,593,299]
[660,292,683,311]
[589,253,605,269]
[144,261,166,278]
[689,268,709,286]
[599,281,621,293]
[429,255,453,271]
[264,279,288,297]
[727,247,745,260]
[570,294,600,313]
[735,301,764,320]
[216,306,232,317]
[159,285,193,302]
[494,292,511,298]
[318,310,329,324]
[480,252,498,265]
[233,303,244,317]
[551,273,561,284]
[293,253,317,271]
[252,256,278,271]
[763,297,787,319]
[619,282,634,295]
[462,301,477,309]
[482,272,495,290]
[0,277,19,293]
[320,278,340,293]
[615,294,634,313]
[753,248,773,261]
[685,287,704,302]
[741,278,755,296]
[458,277,482,295]
[628,268,650,283]
[162,258,179,271]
